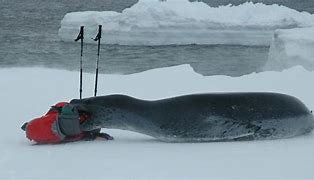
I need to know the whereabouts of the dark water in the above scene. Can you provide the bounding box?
[0,0,313,76]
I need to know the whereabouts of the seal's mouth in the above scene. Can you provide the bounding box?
[21,122,28,131]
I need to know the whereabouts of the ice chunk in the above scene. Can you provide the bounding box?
[264,27,314,71]
[58,0,314,46]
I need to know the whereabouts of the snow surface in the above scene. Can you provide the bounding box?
[58,0,314,46]
[264,27,314,71]
[1,65,314,179]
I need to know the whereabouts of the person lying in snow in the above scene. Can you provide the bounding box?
[21,102,113,144]
[22,94,314,144]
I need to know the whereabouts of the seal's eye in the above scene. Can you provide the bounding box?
[21,122,28,131]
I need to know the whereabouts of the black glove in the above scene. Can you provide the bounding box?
[84,132,114,141]
[96,132,114,140]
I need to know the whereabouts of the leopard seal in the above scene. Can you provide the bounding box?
[70,93,314,142]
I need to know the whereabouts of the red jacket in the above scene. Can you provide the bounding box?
[25,102,85,144]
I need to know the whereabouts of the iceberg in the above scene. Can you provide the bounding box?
[58,0,314,46]
[264,27,314,71]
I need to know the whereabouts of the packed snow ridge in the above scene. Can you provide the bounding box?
[58,0,314,46]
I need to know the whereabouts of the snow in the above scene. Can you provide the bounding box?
[58,0,314,46]
[264,27,314,71]
[1,65,314,179]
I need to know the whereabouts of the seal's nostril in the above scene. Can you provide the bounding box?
[21,122,28,131]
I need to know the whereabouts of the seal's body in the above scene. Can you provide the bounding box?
[70,93,314,142]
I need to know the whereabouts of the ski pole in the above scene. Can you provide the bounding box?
[93,25,102,97]
[75,26,84,99]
